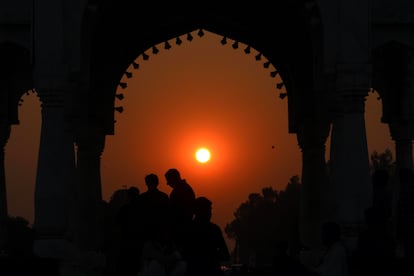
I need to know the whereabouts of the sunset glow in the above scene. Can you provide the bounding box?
[3,31,394,254]
[195,147,211,163]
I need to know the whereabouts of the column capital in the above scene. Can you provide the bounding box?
[329,63,371,116]
[296,118,331,151]
[0,124,11,148]
[34,76,69,108]
[388,120,414,141]
[335,63,372,96]
[38,93,65,109]
[75,128,106,156]
[330,93,367,115]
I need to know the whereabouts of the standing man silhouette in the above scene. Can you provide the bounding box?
[186,196,230,276]
[140,173,170,236]
[164,168,196,262]
[164,168,196,223]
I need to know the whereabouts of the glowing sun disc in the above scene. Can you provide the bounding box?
[195,148,211,163]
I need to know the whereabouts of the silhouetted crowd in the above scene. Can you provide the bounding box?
[3,166,413,276]
[107,168,230,276]
[100,167,414,276]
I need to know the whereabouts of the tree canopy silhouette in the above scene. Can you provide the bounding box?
[370,148,394,173]
[5,216,35,258]
[225,175,301,266]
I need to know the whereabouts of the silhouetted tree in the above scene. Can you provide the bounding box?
[225,176,301,266]
[369,149,395,218]
[370,148,395,174]
[6,216,35,258]
[224,149,396,271]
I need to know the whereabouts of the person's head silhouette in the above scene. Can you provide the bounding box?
[145,173,159,190]
[165,168,182,189]
[194,196,212,221]
[127,186,140,201]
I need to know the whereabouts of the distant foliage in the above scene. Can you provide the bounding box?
[370,148,395,174]
[223,149,396,266]
[6,216,35,258]
[225,176,301,266]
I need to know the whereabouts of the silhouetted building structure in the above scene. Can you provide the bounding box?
[0,1,414,274]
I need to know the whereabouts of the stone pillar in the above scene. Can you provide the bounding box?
[74,129,105,251]
[388,121,414,257]
[329,91,372,251]
[396,139,413,171]
[387,49,414,172]
[297,118,330,250]
[33,90,77,258]
[389,121,414,172]
[0,124,11,253]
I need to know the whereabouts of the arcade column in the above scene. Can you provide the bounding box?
[297,117,330,250]
[0,123,11,253]
[74,128,105,251]
[32,89,77,258]
[328,64,372,251]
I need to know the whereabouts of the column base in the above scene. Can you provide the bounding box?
[33,239,106,276]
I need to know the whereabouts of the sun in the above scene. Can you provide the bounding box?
[195,147,211,163]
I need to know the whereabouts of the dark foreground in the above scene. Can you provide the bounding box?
[1,256,414,276]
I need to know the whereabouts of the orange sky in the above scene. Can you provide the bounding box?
[4,31,394,249]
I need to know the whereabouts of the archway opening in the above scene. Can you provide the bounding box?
[365,89,394,159]
[5,90,41,227]
[100,31,301,250]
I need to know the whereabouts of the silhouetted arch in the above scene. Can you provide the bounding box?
[0,41,33,125]
[372,41,413,125]
[86,1,316,135]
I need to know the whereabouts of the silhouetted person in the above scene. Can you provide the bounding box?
[138,226,187,276]
[309,221,349,276]
[165,168,196,223]
[356,206,396,276]
[140,173,170,237]
[271,241,317,276]
[186,196,230,276]
[164,168,196,256]
[117,186,144,276]
[102,188,130,276]
[397,168,414,259]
